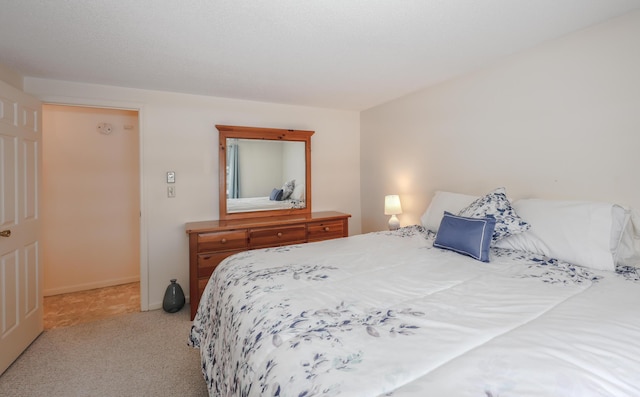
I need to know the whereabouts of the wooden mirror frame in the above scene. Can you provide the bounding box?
[218,125,314,220]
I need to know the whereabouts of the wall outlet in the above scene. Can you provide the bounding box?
[167,186,176,198]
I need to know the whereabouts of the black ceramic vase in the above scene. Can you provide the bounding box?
[162,279,185,313]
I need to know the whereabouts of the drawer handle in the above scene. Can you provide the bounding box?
[277,232,283,237]
[202,256,211,260]
[323,226,330,232]
[220,238,227,244]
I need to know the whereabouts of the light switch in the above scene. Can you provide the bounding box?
[167,171,175,183]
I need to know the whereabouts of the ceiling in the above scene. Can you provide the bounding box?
[1,1,639,110]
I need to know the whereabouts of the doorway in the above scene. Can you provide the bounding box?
[42,105,140,328]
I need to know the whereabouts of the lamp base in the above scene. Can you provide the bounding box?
[388,215,400,231]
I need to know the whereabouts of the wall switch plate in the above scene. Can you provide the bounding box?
[167,171,175,183]
[167,186,176,198]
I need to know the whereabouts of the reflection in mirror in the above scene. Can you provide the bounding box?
[217,125,313,220]
[226,138,306,213]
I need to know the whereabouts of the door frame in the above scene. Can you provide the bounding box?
[40,96,148,311]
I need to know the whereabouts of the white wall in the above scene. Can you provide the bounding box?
[236,139,284,197]
[25,79,361,309]
[282,141,306,194]
[42,105,140,295]
[361,10,640,233]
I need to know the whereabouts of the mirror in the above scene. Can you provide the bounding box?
[217,125,313,220]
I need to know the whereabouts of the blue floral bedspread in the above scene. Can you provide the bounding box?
[189,226,640,397]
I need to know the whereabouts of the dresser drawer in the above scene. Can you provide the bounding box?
[249,225,307,248]
[197,230,248,252]
[197,251,239,278]
[307,220,346,242]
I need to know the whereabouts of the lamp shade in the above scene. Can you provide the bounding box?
[384,195,402,215]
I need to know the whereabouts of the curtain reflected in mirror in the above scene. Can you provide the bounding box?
[227,140,239,199]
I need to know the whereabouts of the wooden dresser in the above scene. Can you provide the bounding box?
[185,211,350,319]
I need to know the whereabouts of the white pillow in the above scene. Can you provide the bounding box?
[610,204,631,265]
[291,183,305,201]
[494,231,551,257]
[420,191,479,233]
[506,199,629,272]
[615,208,640,267]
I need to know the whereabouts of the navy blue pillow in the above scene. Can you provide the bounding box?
[269,188,284,201]
[433,212,496,262]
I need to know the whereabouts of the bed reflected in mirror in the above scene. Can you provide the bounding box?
[217,125,313,220]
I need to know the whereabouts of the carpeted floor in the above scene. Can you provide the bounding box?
[0,308,208,396]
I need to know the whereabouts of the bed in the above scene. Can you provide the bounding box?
[227,181,306,213]
[226,196,305,213]
[189,188,640,396]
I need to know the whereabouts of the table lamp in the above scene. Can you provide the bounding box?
[384,194,402,230]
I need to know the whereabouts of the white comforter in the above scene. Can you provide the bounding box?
[189,226,640,396]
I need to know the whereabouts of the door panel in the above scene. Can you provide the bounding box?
[0,81,42,375]
[1,251,19,331]
[25,242,39,314]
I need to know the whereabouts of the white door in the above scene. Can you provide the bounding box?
[0,80,42,375]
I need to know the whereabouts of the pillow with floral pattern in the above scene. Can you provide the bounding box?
[458,187,530,243]
[281,179,296,200]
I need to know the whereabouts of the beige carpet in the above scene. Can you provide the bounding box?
[0,309,208,396]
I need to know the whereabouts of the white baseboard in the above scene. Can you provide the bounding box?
[44,276,140,296]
